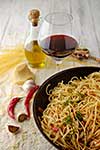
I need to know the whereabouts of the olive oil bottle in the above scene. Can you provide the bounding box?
[24,9,46,68]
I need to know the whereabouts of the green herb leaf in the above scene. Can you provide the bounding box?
[75,111,83,121]
[64,98,72,106]
[78,92,85,98]
[65,115,72,124]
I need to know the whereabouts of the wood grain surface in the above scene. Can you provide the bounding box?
[0,0,100,58]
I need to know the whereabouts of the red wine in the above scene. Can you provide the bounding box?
[40,34,78,58]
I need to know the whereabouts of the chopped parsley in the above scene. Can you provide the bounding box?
[75,111,83,121]
[65,115,72,124]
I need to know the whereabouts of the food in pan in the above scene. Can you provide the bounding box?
[41,72,100,150]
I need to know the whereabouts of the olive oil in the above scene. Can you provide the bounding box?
[25,41,46,67]
[24,9,46,68]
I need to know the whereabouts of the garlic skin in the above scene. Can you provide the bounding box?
[22,80,35,92]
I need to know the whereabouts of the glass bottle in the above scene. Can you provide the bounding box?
[24,9,46,68]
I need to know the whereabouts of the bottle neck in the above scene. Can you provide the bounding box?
[29,23,39,41]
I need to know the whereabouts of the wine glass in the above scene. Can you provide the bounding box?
[38,12,78,65]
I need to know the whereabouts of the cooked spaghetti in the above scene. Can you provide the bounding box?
[41,72,100,150]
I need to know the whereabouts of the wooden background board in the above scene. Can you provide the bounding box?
[0,0,100,57]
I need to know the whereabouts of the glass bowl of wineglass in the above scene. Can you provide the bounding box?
[38,12,78,65]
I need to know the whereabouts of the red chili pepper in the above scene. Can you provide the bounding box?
[51,125,59,132]
[7,97,21,120]
[24,85,39,118]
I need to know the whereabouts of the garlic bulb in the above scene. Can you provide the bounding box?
[22,79,35,92]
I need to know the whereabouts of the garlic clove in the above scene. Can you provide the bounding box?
[22,79,36,92]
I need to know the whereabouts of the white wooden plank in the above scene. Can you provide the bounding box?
[70,0,99,57]
[89,0,100,57]
[48,0,70,13]
[0,0,14,47]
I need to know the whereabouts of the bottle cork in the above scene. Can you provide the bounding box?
[28,9,40,26]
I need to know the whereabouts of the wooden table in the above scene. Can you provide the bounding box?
[0,0,100,150]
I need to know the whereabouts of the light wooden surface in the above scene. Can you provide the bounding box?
[0,0,100,150]
[0,0,100,58]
